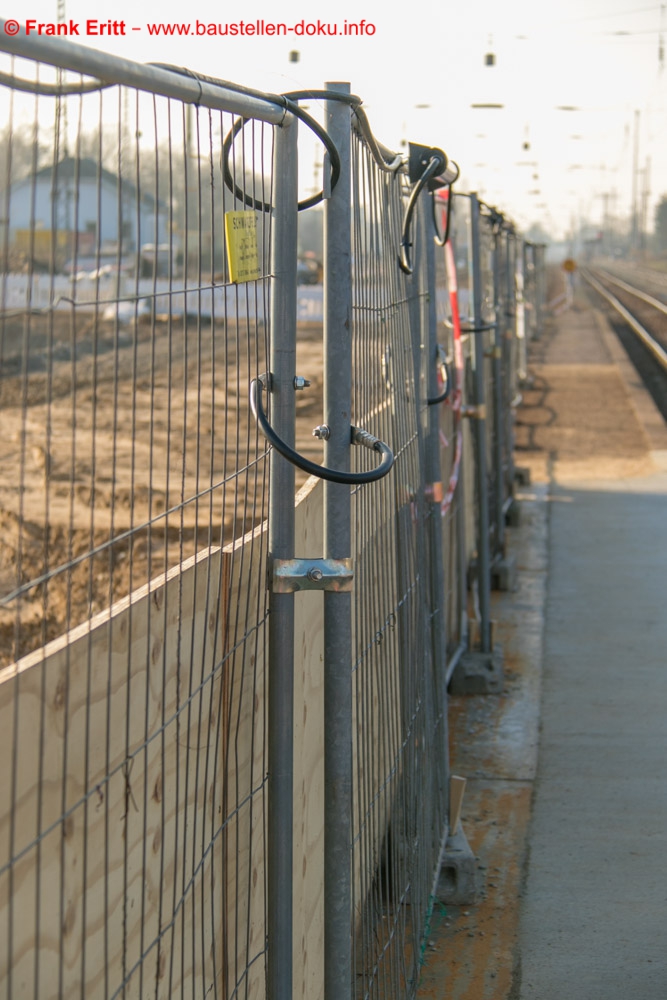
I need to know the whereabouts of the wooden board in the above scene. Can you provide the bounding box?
[0,461,446,1000]
[292,478,325,1000]
[0,527,269,999]
[350,461,405,955]
[219,521,269,1000]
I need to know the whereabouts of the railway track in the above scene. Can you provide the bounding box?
[591,259,667,304]
[582,265,667,423]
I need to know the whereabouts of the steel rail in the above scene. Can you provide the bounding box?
[583,268,667,373]
[594,268,667,317]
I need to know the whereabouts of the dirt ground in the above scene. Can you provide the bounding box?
[0,310,325,667]
[5,273,648,670]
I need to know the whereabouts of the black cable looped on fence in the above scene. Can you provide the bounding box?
[280,94,405,174]
[221,88,373,213]
[480,201,505,235]
[249,378,394,485]
[222,101,341,211]
[461,321,498,333]
[351,105,405,173]
[427,346,453,406]
[432,161,459,248]
[150,69,350,212]
[173,74,405,215]
[399,149,448,275]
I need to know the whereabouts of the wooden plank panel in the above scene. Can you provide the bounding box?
[350,467,408,975]
[0,544,230,999]
[0,475,334,1000]
[292,478,325,1000]
[146,552,229,1000]
[220,521,268,999]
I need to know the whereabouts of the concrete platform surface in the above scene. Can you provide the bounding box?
[516,473,667,1000]
[417,285,667,997]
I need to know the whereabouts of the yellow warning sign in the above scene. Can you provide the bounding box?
[224,211,261,283]
[562,258,577,273]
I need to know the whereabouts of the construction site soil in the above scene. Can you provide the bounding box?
[0,312,325,667]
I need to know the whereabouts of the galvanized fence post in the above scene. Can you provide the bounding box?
[491,220,506,562]
[456,461,470,662]
[452,204,471,666]
[504,230,519,511]
[524,243,537,341]
[535,243,546,336]
[469,193,492,654]
[323,81,353,1000]
[424,194,449,792]
[516,240,527,382]
[267,112,298,1000]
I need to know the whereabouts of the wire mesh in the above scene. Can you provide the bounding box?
[501,230,519,513]
[348,133,446,1000]
[0,32,547,1000]
[0,47,275,999]
[433,228,466,661]
[447,195,478,608]
[428,199,465,660]
[523,242,539,342]
[477,211,500,560]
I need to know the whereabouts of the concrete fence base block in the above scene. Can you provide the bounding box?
[505,497,521,527]
[492,553,518,592]
[437,826,477,905]
[449,645,504,696]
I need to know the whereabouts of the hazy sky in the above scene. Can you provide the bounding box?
[3,0,666,239]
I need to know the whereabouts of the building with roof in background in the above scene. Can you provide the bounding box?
[1,155,168,270]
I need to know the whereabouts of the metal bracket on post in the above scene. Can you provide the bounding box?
[273,558,354,593]
[461,403,487,420]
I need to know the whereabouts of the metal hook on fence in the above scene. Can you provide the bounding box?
[249,377,394,485]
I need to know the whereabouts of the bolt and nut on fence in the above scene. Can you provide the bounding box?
[0,22,545,1000]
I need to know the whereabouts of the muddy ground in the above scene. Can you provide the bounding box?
[0,310,325,667]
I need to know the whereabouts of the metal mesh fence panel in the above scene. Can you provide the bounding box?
[0,30,548,1000]
[477,211,499,561]
[0,42,279,999]
[433,219,466,661]
[448,195,478,601]
[524,241,539,342]
[348,133,446,1000]
[501,230,520,515]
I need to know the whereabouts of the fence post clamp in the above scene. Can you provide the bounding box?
[484,345,503,360]
[272,558,354,593]
[462,403,487,420]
